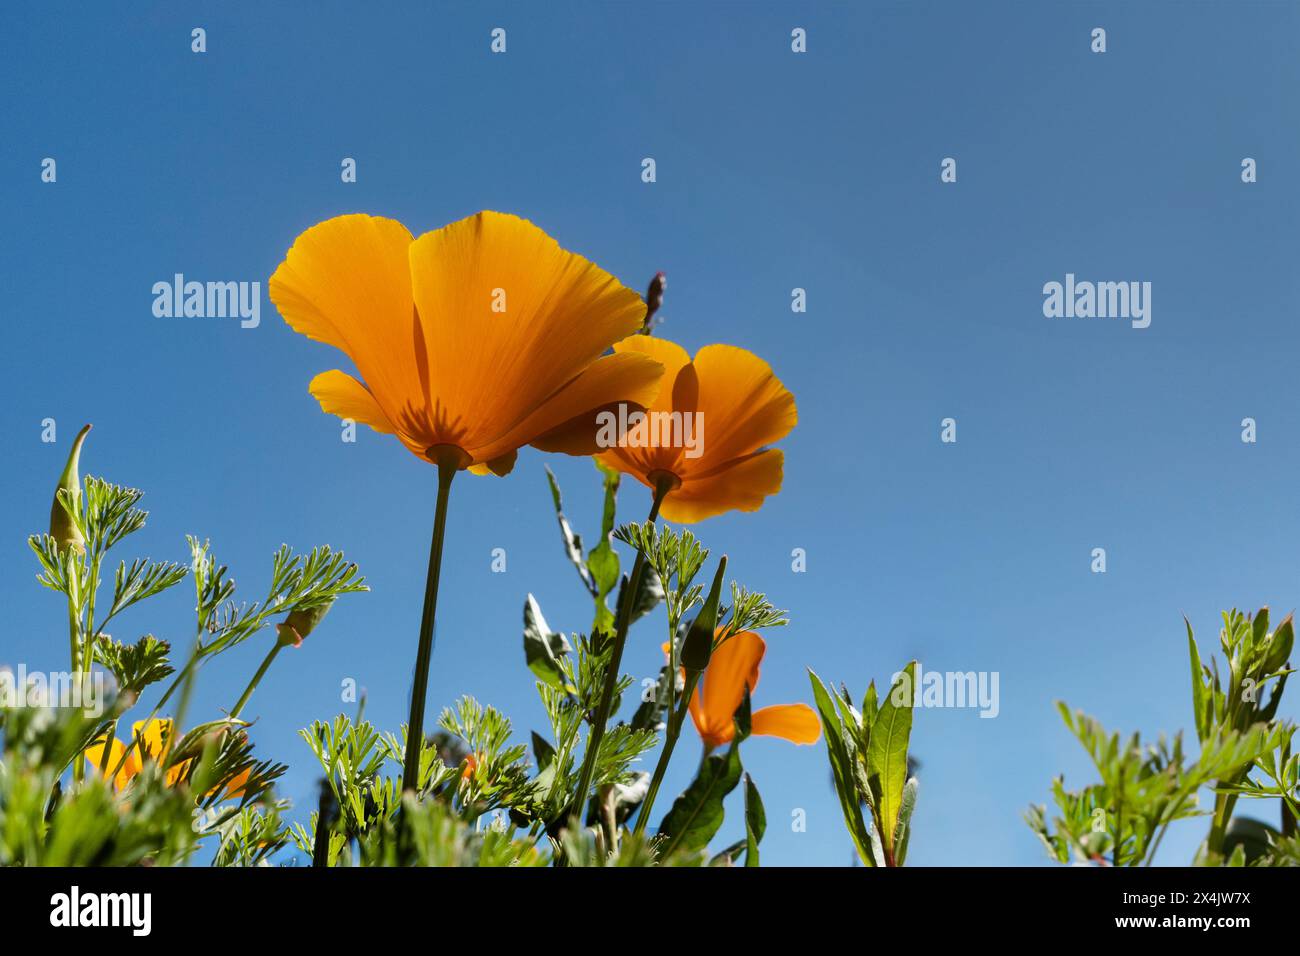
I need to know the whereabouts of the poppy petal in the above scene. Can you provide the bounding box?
[660,449,784,523]
[613,336,693,409]
[84,736,138,790]
[751,704,822,744]
[697,630,765,739]
[309,370,398,435]
[468,449,518,476]
[269,214,424,429]
[132,718,173,760]
[502,352,664,459]
[688,344,796,468]
[407,211,647,451]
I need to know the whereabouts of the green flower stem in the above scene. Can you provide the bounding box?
[400,454,458,792]
[567,480,671,824]
[633,669,700,836]
[82,553,102,683]
[312,786,335,867]
[1206,791,1237,859]
[230,643,282,720]
[68,593,83,783]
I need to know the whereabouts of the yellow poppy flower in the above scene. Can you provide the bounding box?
[687,631,820,749]
[269,211,665,475]
[595,338,796,522]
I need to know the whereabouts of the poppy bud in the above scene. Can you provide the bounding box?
[643,271,666,331]
[461,753,478,780]
[680,555,727,672]
[276,599,334,648]
[48,424,91,555]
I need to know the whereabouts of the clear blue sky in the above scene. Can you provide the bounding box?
[3,2,1298,866]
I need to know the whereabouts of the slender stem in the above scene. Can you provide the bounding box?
[1207,791,1235,858]
[400,455,458,792]
[312,786,334,867]
[68,591,83,783]
[634,670,700,835]
[566,483,670,823]
[1113,776,1121,866]
[82,553,101,685]
[96,719,117,776]
[230,644,282,720]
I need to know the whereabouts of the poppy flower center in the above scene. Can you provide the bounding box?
[426,444,472,471]
[646,469,682,495]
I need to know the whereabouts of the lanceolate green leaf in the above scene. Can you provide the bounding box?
[1187,616,1209,744]
[681,556,727,672]
[586,461,621,604]
[743,773,766,867]
[531,732,556,772]
[656,744,743,857]
[893,776,919,866]
[809,669,873,866]
[543,465,594,596]
[867,661,916,862]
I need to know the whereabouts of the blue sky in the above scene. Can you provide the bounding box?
[2,1,1298,866]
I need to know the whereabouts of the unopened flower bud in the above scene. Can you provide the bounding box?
[48,424,91,555]
[276,599,334,648]
[642,271,666,331]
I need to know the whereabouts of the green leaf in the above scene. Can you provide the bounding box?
[1264,613,1294,676]
[94,633,173,696]
[586,462,621,602]
[657,743,743,857]
[733,685,753,743]
[743,773,766,867]
[543,466,594,596]
[523,594,572,690]
[707,839,746,867]
[681,556,727,671]
[893,776,918,866]
[808,669,873,866]
[615,565,664,632]
[531,732,556,772]
[867,661,916,862]
[1187,616,1209,744]
[630,664,672,733]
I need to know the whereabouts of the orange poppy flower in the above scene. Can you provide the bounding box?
[687,631,821,749]
[221,766,252,801]
[85,719,251,799]
[85,718,188,790]
[269,211,665,475]
[83,734,141,791]
[595,338,795,522]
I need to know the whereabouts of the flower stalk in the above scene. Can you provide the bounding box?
[400,448,460,792]
[634,670,700,835]
[230,644,282,720]
[566,475,674,823]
